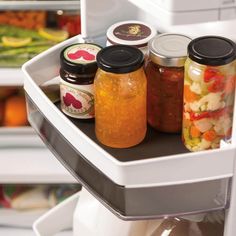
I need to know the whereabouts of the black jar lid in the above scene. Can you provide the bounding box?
[60,43,102,75]
[96,45,144,74]
[188,36,236,66]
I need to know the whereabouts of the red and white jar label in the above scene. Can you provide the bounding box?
[63,44,101,64]
[60,79,94,119]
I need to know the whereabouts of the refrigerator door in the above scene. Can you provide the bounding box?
[23,0,236,220]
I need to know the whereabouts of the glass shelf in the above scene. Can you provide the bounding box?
[0,1,80,10]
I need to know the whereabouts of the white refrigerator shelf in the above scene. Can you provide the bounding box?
[0,126,45,148]
[0,68,25,86]
[0,147,76,183]
[22,34,236,219]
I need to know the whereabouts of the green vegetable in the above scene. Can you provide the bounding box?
[183,127,201,147]
[0,45,51,56]
[0,25,43,40]
[0,25,57,67]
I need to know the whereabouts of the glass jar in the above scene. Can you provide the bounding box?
[106,20,157,56]
[94,45,147,148]
[57,10,81,37]
[145,33,192,133]
[183,36,236,152]
[60,43,102,119]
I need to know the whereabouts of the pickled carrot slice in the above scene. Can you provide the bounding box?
[184,85,199,103]
[190,125,201,138]
[203,130,217,141]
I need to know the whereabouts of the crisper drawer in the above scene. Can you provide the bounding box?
[22,34,235,219]
[0,86,44,147]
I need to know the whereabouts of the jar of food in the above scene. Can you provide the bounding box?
[106,20,157,56]
[94,45,147,148]
[183,36,236,152]
[57,10,81,37]
[60,43,102,119]
[145,33,192,133]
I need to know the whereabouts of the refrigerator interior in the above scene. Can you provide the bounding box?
[0,0,80,234]
[22,0,236,235]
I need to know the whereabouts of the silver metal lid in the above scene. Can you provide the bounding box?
[149,33,192,67]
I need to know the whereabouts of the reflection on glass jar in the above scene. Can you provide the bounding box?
[145,33,191,133]
[94,45,147,148]
[183,36,236,152]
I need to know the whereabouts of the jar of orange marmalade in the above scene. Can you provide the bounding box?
[94,45,147,148]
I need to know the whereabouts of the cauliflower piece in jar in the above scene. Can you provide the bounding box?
[214,116,232,135]
[204,93,224,111]
[189,92,224,112]
[189,101,201,112]
[183,111,190,120]
[200,104,207,112]
[184,103,191,112]
[194,118,213,133]
[190,82,202,95]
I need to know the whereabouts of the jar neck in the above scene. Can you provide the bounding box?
[60,68,96,85]
[149,60,184,70]
[187,57,235,70]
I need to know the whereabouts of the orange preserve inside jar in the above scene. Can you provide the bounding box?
[94,45,147,148]
[145,34,191,133]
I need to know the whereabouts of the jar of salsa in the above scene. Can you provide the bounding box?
[60,43,102,119]
[183,36,236,152]
[94,45,147,148]
[145,33,191,133]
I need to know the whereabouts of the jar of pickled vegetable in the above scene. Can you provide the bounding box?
[145,33,191,133]
[183,36,236,152]
[94,45,146,148]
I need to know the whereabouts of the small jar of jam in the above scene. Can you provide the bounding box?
[183,36,236,152]
[60,43,102,119]
[145,33,191,133]
[94,45,147,148]
[106,20,157,56]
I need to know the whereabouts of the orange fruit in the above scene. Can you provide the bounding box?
[3,95,28,127]
[0,101,4,125]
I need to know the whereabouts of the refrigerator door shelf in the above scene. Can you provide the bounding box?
[23,34,235,219]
